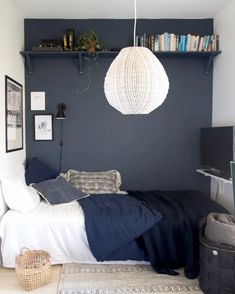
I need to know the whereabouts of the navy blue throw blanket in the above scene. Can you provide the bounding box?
[79,191,227,279]
[128,191,227,279]
[78,194,161,260]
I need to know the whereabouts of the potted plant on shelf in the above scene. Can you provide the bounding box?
[76,31,102,52]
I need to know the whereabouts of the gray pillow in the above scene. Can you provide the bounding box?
[31,177,88,205]
[60,169,122,194]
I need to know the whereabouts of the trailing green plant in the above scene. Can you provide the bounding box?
[76,31,102,52]
[75,56,100,95]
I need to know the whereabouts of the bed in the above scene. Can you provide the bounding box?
[0,190,227,279]
[0,161,228,279]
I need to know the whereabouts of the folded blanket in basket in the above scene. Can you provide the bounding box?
[205,213,235,247]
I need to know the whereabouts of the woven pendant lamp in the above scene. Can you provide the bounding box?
[104,0,169,115]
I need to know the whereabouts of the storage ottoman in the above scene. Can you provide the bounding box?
[199,219,235,294]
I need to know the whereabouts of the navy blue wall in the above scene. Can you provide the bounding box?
[25,19,213,192]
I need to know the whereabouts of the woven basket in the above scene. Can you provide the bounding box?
[15,248,52,291]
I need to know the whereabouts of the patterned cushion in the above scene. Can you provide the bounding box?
[61,169,122,194]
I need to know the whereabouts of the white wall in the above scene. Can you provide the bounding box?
[0,0,25,216]
[213,0,235,213]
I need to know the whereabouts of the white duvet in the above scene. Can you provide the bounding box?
[0,201,148,268]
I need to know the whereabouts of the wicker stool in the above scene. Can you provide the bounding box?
[199,220,235,294]
[15,248,52,291]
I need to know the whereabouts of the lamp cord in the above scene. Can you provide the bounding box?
[133,0,137,46]
[59,120,63,173]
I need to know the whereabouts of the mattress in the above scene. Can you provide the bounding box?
[0,201,148,268]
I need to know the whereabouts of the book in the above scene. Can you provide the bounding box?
[148,33,154,51]
[154,34,159,52]
[202,36,207,51]
[187,34,194,51]
[192,36,199,51]
[170,34,175,51]
[179,35,186,51]
[159,34,164,51]
[204,35,210,51]
[164,32,168,51]
[198,37,204,51]
[176,35,179,51]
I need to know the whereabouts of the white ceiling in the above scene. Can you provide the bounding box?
[15,0,232,19]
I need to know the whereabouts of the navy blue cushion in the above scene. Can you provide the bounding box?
[25,158,59,185]
[31,177,88,205]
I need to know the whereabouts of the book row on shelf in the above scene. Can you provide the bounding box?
[135,33,220,52]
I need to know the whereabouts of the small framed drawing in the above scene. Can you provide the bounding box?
[31,92,45,110]
[34,114,53,141]
[5,75,23,152]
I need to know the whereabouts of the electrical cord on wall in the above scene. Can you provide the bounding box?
[59,119,64,173]
[56,103,66,173]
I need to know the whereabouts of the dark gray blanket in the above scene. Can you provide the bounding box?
[129,191,227,278]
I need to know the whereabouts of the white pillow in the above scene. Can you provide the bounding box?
[1,174,40,214]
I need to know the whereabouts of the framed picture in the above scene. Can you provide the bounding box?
[5,75,23,152]
[30,92,45,110]
[34,114,53,141]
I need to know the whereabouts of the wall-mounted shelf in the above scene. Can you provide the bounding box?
[197,169,232,202]
[196,169,232,184]
[20,50,221,75]
[20,51,118,74]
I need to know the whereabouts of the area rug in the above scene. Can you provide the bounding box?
[57,263,203,294]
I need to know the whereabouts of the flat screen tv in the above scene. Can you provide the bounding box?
[200,126,235,179]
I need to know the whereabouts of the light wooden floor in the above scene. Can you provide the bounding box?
[0,265,61,294]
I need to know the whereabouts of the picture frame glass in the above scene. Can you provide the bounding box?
[34,114,53,141]
[5,76,23,152]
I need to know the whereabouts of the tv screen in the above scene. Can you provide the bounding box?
[200,126,234,179]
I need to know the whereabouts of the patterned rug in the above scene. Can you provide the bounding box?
[57,263,203,294]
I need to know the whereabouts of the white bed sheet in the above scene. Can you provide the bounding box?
[0,201,148,268]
